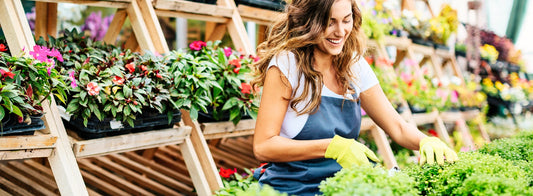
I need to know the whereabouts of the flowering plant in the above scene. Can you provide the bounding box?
[367,56,405,109]
[38,30,175,127]
[180,40,259,124]
[0,44,68,125]
[428,4,458,45]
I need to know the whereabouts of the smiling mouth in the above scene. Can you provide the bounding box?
[326,38,342,44]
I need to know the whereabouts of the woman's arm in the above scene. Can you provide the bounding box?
[253,66,331,162]
[360,84,426,150]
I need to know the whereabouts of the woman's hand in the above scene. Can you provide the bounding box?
[325,135,380,168]
[419,137,458,165]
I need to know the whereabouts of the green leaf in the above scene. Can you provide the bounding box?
[124,86,132,98]
[189,107,198,120]
[222,97,239,110]
[0,107,5,122]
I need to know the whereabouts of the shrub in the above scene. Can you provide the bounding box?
[319,165,418,196]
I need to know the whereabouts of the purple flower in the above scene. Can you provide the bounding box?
[81,12,114,41]
[69,70,78,88]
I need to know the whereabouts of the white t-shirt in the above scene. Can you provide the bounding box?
[267,51,379,138]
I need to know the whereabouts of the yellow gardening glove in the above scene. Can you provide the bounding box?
[325,135,380,168]
[419,137,459,165]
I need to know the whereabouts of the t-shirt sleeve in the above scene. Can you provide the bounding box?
[267,51,299,89]
[351,57,379,94]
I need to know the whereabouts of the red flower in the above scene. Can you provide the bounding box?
[233,67,240,74]
[0,44,7,52]
[140,65,147,72]
[189,41,206,51]
[219,168,237,178]
[87,82,101,96]
[428,129,439,137]
[113,76,125,85]
[240,83,252,94]
[0,69,15,79]
[125,63,135,73]
[365,56,374,65]
[229,59,241,68]
[156,73,162,78]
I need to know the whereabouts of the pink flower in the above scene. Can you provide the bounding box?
[47,61,55,76]
[113,76,124,85]
[240,83,252,94]
[0,44,7,52]
[69,70,77,88]
[87,82,100,96]
[223,47,232,57]
[29,45,50,62]
[125,63,135,73]
[189,41,206,51]
[400,72,412,83]
[50,48,63,62]
[252,55,260,62]
[450,90,458,103]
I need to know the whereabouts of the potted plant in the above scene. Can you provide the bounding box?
[428,4,458,50]
[38,30,180,139]
[0,44,68,136]
[171,40,259,125]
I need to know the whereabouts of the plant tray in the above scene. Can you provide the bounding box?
[0,117,45,136]
[185,0,217,5]
[236,0,285,11]
[63,111,182,140]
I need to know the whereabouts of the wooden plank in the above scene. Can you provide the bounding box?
[154,149,189,174]
[383,36,411,49]
[155,9,229,23]
[35,2,58,40]
[72,127,191,158]
[78,158,145,196]
[180,137,212,196]
[24,159,54,178]
[0,174,33,196]
[103,9,128,45]
[80,169,131,196]
[206,23,227,42]
[218,0,254,54]
[92,156,181,195]
[360,117,375,131]
[126,0,157,53]
[434,116,453,147]
[370,126,398,169]
[154,0,234,18]
[108,154,193,193]
[181,110,226,191]
[33,0,130,8]
[0,149,53,160]
[0,135,57,150]
[0,187,12,196]
[0,163,57,196]
[201,119,256,135]
[7,161,59,194]
[42,99,89,195]
[238,4,281,25]
[124,151,193,186]
[136,0,169,54]
[203,129,255,140]
[0,0,34,56]
[411,110,439,125]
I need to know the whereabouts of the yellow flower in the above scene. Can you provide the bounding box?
[495,81,505,91]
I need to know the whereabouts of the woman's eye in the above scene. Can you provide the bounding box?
[343,20,351,24]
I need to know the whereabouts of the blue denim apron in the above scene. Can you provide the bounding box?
[254,94,362,195]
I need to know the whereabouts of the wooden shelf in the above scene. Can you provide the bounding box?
[237,4,282,25]
[70,127,192,158]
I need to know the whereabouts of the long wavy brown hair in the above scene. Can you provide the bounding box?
[250,0,366,115]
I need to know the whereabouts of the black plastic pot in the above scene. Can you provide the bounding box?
[64,110,182,140]
[0,114,45,136]
[197,107,251,123]
[235,0,285,11]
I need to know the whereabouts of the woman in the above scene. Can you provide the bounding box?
[250,0,458,195]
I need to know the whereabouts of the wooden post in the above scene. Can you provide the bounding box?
[370,126,398,169]
[217,0,254,54]
[180,110,224,191]
[35,2,58,40]
[103,9,128,45]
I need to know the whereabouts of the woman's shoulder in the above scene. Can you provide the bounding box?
[269,51,297,67]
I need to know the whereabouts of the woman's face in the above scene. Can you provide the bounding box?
[316,0,353,57]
